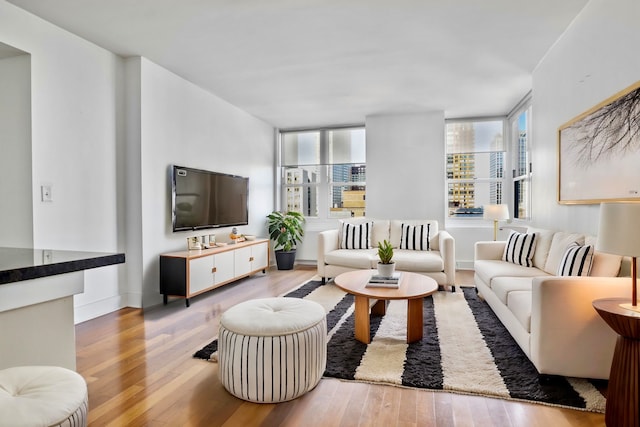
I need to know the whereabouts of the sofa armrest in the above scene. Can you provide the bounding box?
[438,230,456,285]
[317,229,339,275]
[530,276,631,378]
[474,241,506,261]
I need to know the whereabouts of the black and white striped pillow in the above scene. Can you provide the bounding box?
[400,223,430,251]
[502,231,537,267]
[557,242,594,276]
[340,222,372,249]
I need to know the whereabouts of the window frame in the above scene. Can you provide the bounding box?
[444,117,508,225]
[278,125,366,219]
[508,93,532,222]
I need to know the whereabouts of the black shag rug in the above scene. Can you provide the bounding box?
[194,279,607,412]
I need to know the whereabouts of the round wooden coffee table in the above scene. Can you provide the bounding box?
[334,270,438,344]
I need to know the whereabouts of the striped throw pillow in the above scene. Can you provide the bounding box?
[502,231,537,267]
[400,223,430,251]
[557,242,594,276]
[340,222,372,249]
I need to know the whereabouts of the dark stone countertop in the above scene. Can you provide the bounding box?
[0,247,125,285]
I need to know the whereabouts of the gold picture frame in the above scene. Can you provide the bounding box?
[558,80,640,204]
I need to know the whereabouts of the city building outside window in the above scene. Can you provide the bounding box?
[280,127,365,218]
[446,119,505,219]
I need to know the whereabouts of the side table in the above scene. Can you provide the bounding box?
[592,298,640,427]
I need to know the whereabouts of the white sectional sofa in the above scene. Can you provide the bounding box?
[474,227,631,379]
[317,219,456,289]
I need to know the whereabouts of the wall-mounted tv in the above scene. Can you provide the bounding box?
[171,165,249,232]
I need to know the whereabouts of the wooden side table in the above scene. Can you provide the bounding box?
[593,298,640,427]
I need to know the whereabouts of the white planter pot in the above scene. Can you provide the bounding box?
[377,262,395,277]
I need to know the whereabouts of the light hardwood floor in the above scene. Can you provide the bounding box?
[76,267,605,426]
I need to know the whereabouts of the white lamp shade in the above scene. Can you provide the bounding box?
[483,204,510,221]
[596,202,640,257]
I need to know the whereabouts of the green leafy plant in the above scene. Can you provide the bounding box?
[267,211,305,251]
[377,239,394,264]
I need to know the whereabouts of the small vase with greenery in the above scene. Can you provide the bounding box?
[267,211,305,270]
[377,239,395,277]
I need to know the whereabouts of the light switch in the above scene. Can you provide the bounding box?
[41,185,52,202]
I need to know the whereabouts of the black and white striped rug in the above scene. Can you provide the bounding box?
[194,278,607,412]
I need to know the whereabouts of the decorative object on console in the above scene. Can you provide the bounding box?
[377,239,395,277]
[483,204,510,241]
[596,202,640,311]
[267,210,305,270]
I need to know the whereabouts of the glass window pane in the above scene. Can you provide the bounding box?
[329,185,366,218]
[514,178,530,219]
[328,128,366,164]
[285,185,318,217]
[329,164,365,184]
[281,131,320,166]
[283,166,321,184]
[514,110,529,177]
[447,152,504,180]
[448,181,504,217]
[446,120,504,153]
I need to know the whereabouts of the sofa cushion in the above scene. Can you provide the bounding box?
[557,242,594,276]
[585,235,623,277]
[324,249,377,269]
[526,227,556,270]
[490,277,533,305]
[394,249,444,272]
[338,218,390,248]
[474,260,548,288]
[543,232,585,275]
[502,231,537,267]
[340,221,373,249]
[507,290,532,333]
[399,223,430,250]
[390,220,438,249]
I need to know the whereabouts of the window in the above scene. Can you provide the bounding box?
[510,102,532,220]
[446,119,505,218]
[280,127,365,218]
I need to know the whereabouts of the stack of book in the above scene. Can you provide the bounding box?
[367,272,402,288]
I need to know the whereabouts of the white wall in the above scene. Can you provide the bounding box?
[0,2,275,319]
[0,2,124,323]
[0,53,32,248]
[365,112,446,221]
[531,0,640,234]
[135,58,275,307]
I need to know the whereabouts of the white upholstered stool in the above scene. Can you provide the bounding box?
[0,366,88,427]
[218,297,327,403]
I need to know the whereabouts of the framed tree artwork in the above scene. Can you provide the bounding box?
[558,80,640,204]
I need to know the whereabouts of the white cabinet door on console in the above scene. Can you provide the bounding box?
[234,246,252,277]
[214,250,235,285]
[251,242,269,272]
[189,256,215,294]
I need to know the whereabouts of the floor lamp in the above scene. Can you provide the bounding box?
[483,204,510,241]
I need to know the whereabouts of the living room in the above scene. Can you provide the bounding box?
[0,0,638,425]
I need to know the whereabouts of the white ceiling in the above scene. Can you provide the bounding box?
[7,0,588,129]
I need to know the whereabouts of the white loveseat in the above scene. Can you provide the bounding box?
[474,227,631,379]
[318,219,456,289]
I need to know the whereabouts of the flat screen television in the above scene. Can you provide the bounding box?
[171,165,249,232]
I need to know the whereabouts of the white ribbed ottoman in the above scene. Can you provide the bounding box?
[218,297,327,403]
[0,366,88,427]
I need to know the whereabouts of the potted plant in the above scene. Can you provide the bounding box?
[377,239,395,277]
[267,211,305,270]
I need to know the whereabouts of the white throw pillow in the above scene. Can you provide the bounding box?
[340,221,373,249]
[399,223,430,250]
[502,231,537,267]
[557,242,594,276]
